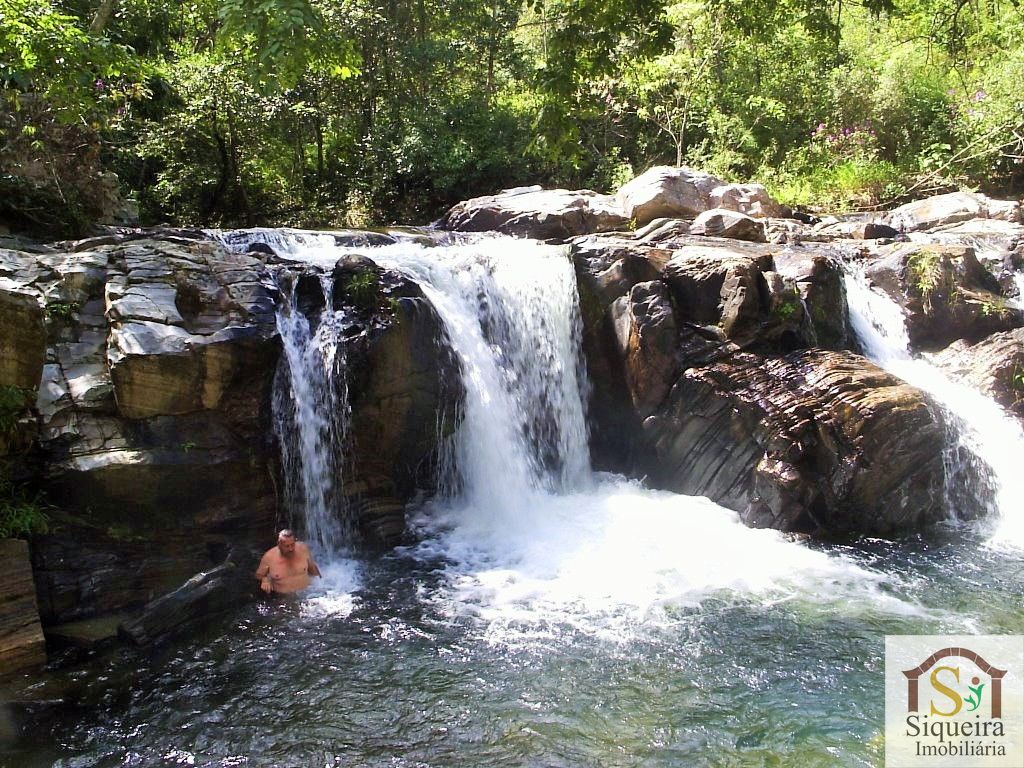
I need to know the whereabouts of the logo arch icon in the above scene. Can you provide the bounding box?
[903,647,1007,718]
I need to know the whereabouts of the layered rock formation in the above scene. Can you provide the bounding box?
[863,242,1020,349]
[573,232,947,535]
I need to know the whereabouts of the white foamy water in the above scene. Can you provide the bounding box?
[360,237,896,634]
[273,276,352,555]
[844,265,1024,548]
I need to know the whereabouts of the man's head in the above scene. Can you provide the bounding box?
[277,529,297,557]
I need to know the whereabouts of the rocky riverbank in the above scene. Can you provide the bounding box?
[2,165,1022,670]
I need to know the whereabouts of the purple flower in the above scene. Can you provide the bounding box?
[971,89,988,102]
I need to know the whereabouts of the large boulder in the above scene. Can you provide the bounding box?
[571,232,944,536]
[616,166,786,227]
[884,191,1021,233]
[436,187,628,240]
[333,260,464,546]
[690,208,767,242]
[642,350,946,534]
[864,242,1022,349]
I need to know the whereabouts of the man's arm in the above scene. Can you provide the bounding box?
[255,552,273,593]
[304,545,322,578]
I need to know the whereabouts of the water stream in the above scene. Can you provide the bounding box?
[843,264,1024,548]
[9,234,1024,768]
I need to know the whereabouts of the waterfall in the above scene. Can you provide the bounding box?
[843,264,1024,546]
[366,237,592,509]
[218,229,888,628]
[272,273,353,555]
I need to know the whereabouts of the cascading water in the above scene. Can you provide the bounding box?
[271,273,351,554]
[843,263,1024,546]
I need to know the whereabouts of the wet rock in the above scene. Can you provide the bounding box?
[611,280,679,418]
[437,188,628,240]
[0,539,46,677]
[119,548,257,646]
[864,242,1021,349]
[773,250,850,350]
[642,350,946,535]
[345,283,464,545]
[931,328,1024,421]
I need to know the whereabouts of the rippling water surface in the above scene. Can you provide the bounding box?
[7,519,1024,768]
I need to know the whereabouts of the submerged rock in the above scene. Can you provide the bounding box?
[119,548,257,646]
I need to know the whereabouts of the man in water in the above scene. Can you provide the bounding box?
[255,529,322,594]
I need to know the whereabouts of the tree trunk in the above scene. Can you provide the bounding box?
[89,0,117,35]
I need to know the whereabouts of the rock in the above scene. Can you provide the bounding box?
[814,220,900,240]
[709,183,788,218]
[616,166,785,227]
[119,548,257,646]
[884,191,1022,233]
[0,539,46,677]
[690,208,767,242]
[610,281,679,418]
[437,188,628,240]
[773,250,850,350]
[634,218,691,243]
[931,328,1024,420]
[617,166,725,226]
[864,242,1022,349]
[0,275,46,393]
[341,274,464,545]
[642,350,946,535]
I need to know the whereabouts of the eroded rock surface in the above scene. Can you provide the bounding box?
[572,232,946,535]
[931,328,1024,420]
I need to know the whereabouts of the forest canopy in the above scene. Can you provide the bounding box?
[1,0,1023,234]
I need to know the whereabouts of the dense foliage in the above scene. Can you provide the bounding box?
[1,0,1023,232]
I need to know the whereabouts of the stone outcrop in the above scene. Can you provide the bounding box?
[864,242,1021,349]
[884,191,1021,233]
[436,187,628,239]
[642,351,945,534]
[572,232,946,535]
[119,547,257,646]
[690,208,767,242]
[931,328,1024,420]
[617,166,786,227]
[328,257,463,546]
